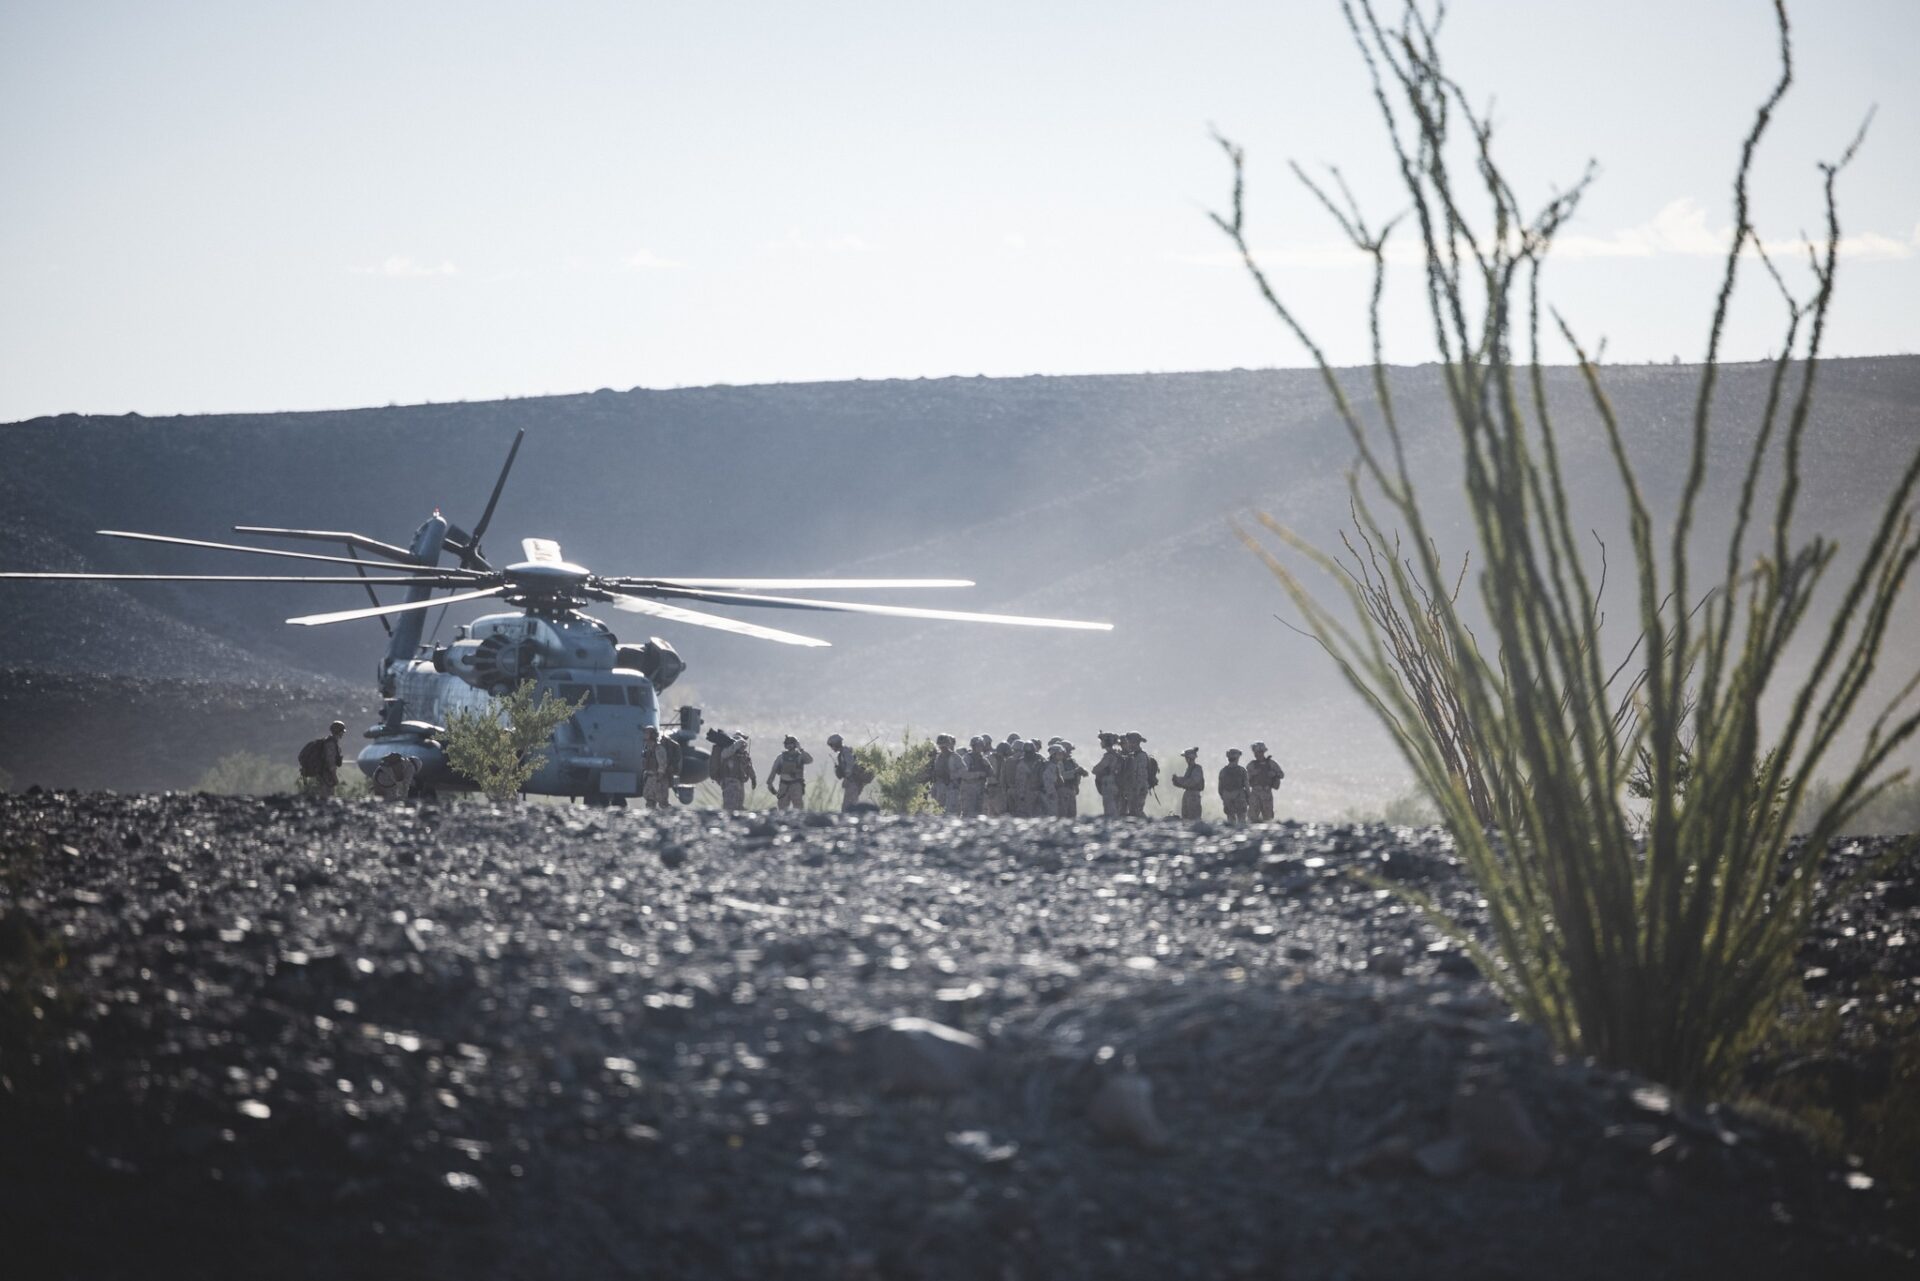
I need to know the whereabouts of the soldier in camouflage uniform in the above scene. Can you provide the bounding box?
[718,733,756,811]
[1119,732,1158,818]
[1218,747,1250,824]
[984,740,1012,816]
[1045,742,1089,817]
[1018,739,1049,817]
[926,734,960,812]
[827,733,869,811]
[1172,747,1205,820]
[371,751,419,802]
[1247,741,1285,822]
[769,735,813,810]
[1091,731,1122,817]
[996,740,1025,816]
[956,736,991,816]
[641,726,675,809]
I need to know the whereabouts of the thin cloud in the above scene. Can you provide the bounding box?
[351,255,458,278]
[1178,197,1915,271]
[1554,198,1912,262]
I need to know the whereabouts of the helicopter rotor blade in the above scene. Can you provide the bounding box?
[628,577,977,590]
[0,572,472,584]
[613,584,1114,632]
[232,526,417,563]
[344,545,394,637]
[606,592,831,647]
[98,530,484,576]
[461,428,525,570]
[286,585,507,626]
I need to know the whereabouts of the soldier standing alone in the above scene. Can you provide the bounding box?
[298,720,349,798]
[1218,748,1250,824]
[1172,747,1205,820]
[1247,742,1285,822]
[769,736,813,810]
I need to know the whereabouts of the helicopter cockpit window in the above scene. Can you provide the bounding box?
[557,683,589,706]
[596,685,627,706]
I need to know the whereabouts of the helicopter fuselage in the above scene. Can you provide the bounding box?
[359,606,702,802]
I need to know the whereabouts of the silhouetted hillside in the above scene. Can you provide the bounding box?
[4,358,1917,801]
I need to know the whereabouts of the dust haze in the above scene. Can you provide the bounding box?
[3,357,1917,811]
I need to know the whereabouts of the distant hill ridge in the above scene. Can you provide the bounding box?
[4,358,1917,796]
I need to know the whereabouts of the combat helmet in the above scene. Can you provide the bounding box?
[1226,748,1243,760]
[827,733,844,748]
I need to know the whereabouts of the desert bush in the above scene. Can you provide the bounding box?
[1380,789,1438,828]
[196,751,296,796]
[442,680,581,802]
[1222,1,1920,1091]
[872,734,936,814]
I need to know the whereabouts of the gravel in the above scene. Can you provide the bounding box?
[1,794,1913,1279]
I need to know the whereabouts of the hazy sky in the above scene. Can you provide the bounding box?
[2,0,1915,421]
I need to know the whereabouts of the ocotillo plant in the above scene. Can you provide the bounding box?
[1220,0,1920,1091]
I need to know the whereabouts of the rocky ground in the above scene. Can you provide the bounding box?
[1,793,1914,1280]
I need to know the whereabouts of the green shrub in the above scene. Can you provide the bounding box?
[872,734,935,814]
[1221,2,1920,1091]
[442,681,581,802]
[196,751,297,796]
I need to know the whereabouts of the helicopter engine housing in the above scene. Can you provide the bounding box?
[616,638,686,691]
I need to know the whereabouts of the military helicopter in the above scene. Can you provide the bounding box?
[2,430,1112,803]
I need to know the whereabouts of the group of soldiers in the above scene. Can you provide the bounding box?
[695,728,1286,822]
[311,716,1287,819]
[700,732,873,812]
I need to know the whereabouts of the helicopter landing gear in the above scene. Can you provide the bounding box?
[582,789,626,809]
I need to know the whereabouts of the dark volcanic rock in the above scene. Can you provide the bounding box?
[0,794,1913,1280]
